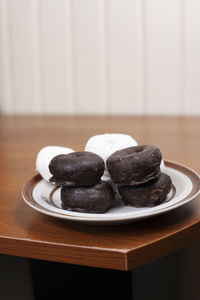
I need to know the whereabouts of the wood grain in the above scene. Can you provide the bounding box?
[0,115,200,270]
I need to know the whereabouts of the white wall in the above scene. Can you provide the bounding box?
[0,0,200,115]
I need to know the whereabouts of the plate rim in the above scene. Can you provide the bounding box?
[22,160,200,224]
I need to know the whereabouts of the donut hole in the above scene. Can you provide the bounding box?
[74,152,84,158]
[133,145,146,153]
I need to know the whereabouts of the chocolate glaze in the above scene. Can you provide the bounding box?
[61,181,115,213]
[118,172,172,207]
[106,145,162,185]
[49,151,104,186]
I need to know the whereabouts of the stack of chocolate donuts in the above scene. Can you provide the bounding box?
[36,134,172,213]
[49,151,115,213]
[107,145,172,207]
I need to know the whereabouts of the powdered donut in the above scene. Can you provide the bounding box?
[118,172,172,207]
[49,151,105,186]
[36,146,74,182]
[85,133,138,181]
[106,145,162,185]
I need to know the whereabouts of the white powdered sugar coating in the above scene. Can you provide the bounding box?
[85,133,138,181]
[160,159,165,172]
[36,146,74,182]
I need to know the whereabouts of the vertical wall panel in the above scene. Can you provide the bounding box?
[72,0,107,114]
[40,0,74,113]
[29,0,43,114]
[65,0,75,114]
[98,0,109,113]
[0,0,14,113]
[1,0,200,115]
[107,0,143,114]
[145,0,182,114]
[184,0,200,114]
[8,0,39,113]
[134,0,145,114]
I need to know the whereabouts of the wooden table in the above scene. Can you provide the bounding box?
[0,115,200,272]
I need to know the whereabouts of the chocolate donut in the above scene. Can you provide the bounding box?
[49,151,104,186]
[85,133,138,181]
[106,145,162,185]
[118,172,172,207]
[61,181,115,213]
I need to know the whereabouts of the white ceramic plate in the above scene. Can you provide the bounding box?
[22,161,200,225]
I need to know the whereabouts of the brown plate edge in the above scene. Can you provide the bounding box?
[165,160,200,203]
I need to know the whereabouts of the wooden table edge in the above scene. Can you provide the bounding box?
[2,221,200,271]
[125,221,200,270]
[0,236,129,271]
